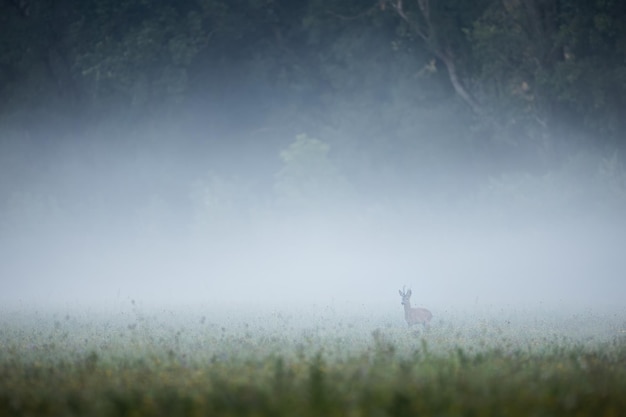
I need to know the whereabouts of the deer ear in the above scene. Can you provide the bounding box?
[398,290,403,296]
[407,289,412,296]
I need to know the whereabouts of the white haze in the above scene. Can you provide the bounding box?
[2,168,624,317]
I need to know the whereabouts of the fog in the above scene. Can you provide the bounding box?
[1,1,625,318]
[2,155,624,315]
[2,115,625,316]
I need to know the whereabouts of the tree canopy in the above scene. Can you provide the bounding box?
[1,0,625,237]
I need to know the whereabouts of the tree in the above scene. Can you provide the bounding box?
[469,0,626,152]
[274,134,354,211]
[380,0,489,115]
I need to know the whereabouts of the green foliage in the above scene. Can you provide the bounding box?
[0,308,625,416]
[69,0,211,113]
[274,134,354,210]
[467,0,626,146]
[1,0,626,240]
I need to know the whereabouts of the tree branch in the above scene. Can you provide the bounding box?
[387,0,483,115]
[389,0,429,42]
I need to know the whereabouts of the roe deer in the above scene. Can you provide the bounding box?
[398,287,432,328]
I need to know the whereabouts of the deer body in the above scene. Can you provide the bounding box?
[399,288,432,328]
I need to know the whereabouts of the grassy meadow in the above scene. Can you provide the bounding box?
[1,303,625,416]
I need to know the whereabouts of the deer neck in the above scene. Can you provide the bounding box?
[403,302,412,318]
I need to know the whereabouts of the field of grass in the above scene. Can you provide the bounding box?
[1,304,625,416]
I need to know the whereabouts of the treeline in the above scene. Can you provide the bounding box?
[1,0,625,237]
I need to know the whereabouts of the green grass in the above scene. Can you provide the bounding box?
[1,306,625,416]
